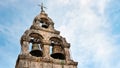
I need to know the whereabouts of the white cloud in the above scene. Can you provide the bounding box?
[0,0,120,68]
[57,0,70,4]
[79,0,109,14]
[53,0,120,68]
[0,0,17,6]
[79,0,92,7]
[51,0,70,5]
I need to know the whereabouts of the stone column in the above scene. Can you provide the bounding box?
[21,41,29,54]
[64,48,71,61]
[43,45,50,57]
[42,40,50,58]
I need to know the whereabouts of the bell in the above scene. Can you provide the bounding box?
[30,43,43,57]
[51,44,65,60]
[42,22,49,28]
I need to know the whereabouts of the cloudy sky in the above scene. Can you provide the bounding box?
[0,0,120,68]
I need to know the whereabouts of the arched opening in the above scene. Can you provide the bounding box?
[50,46,52,55]
[40,20,49,28]
[50,37,65,60]
[29,33,43,57]
[39,18,49,28]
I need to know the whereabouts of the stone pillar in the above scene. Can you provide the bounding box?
[21,41,29,54]
[42,40,50,58]
[43,44,50,57]
[64,48,71,60]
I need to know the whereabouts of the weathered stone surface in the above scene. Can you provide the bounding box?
[16,7,78,68]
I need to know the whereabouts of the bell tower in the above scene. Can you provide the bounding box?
[15,4,78,68]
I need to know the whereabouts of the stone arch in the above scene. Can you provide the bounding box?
[20,30,45,55]
[39,18,50,28]
[33,16,50,29]
[49,37,65,60]
[50,37,62,45]
[29,33,43,42]
[29,33,44,57]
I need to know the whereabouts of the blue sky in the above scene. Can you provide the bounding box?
[0,0,120,68]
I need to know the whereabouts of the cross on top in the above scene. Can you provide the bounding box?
[39,3,46,12]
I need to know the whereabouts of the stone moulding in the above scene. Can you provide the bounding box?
[17,54,78,66]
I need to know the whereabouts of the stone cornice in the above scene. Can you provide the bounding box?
[18,54,78,66]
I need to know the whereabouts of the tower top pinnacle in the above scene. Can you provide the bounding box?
[39,3,46,12]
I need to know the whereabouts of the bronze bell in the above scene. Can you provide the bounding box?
[30,43,43,57]
[51,43,65,60]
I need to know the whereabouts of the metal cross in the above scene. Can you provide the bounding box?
[38,3,46,12]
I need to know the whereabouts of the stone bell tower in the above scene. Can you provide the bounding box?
[15,4,78,68]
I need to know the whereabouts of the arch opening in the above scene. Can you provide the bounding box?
[50,37,65,60]
[29,33,43,57]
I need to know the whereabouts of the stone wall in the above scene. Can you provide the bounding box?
[16,54,77,68]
